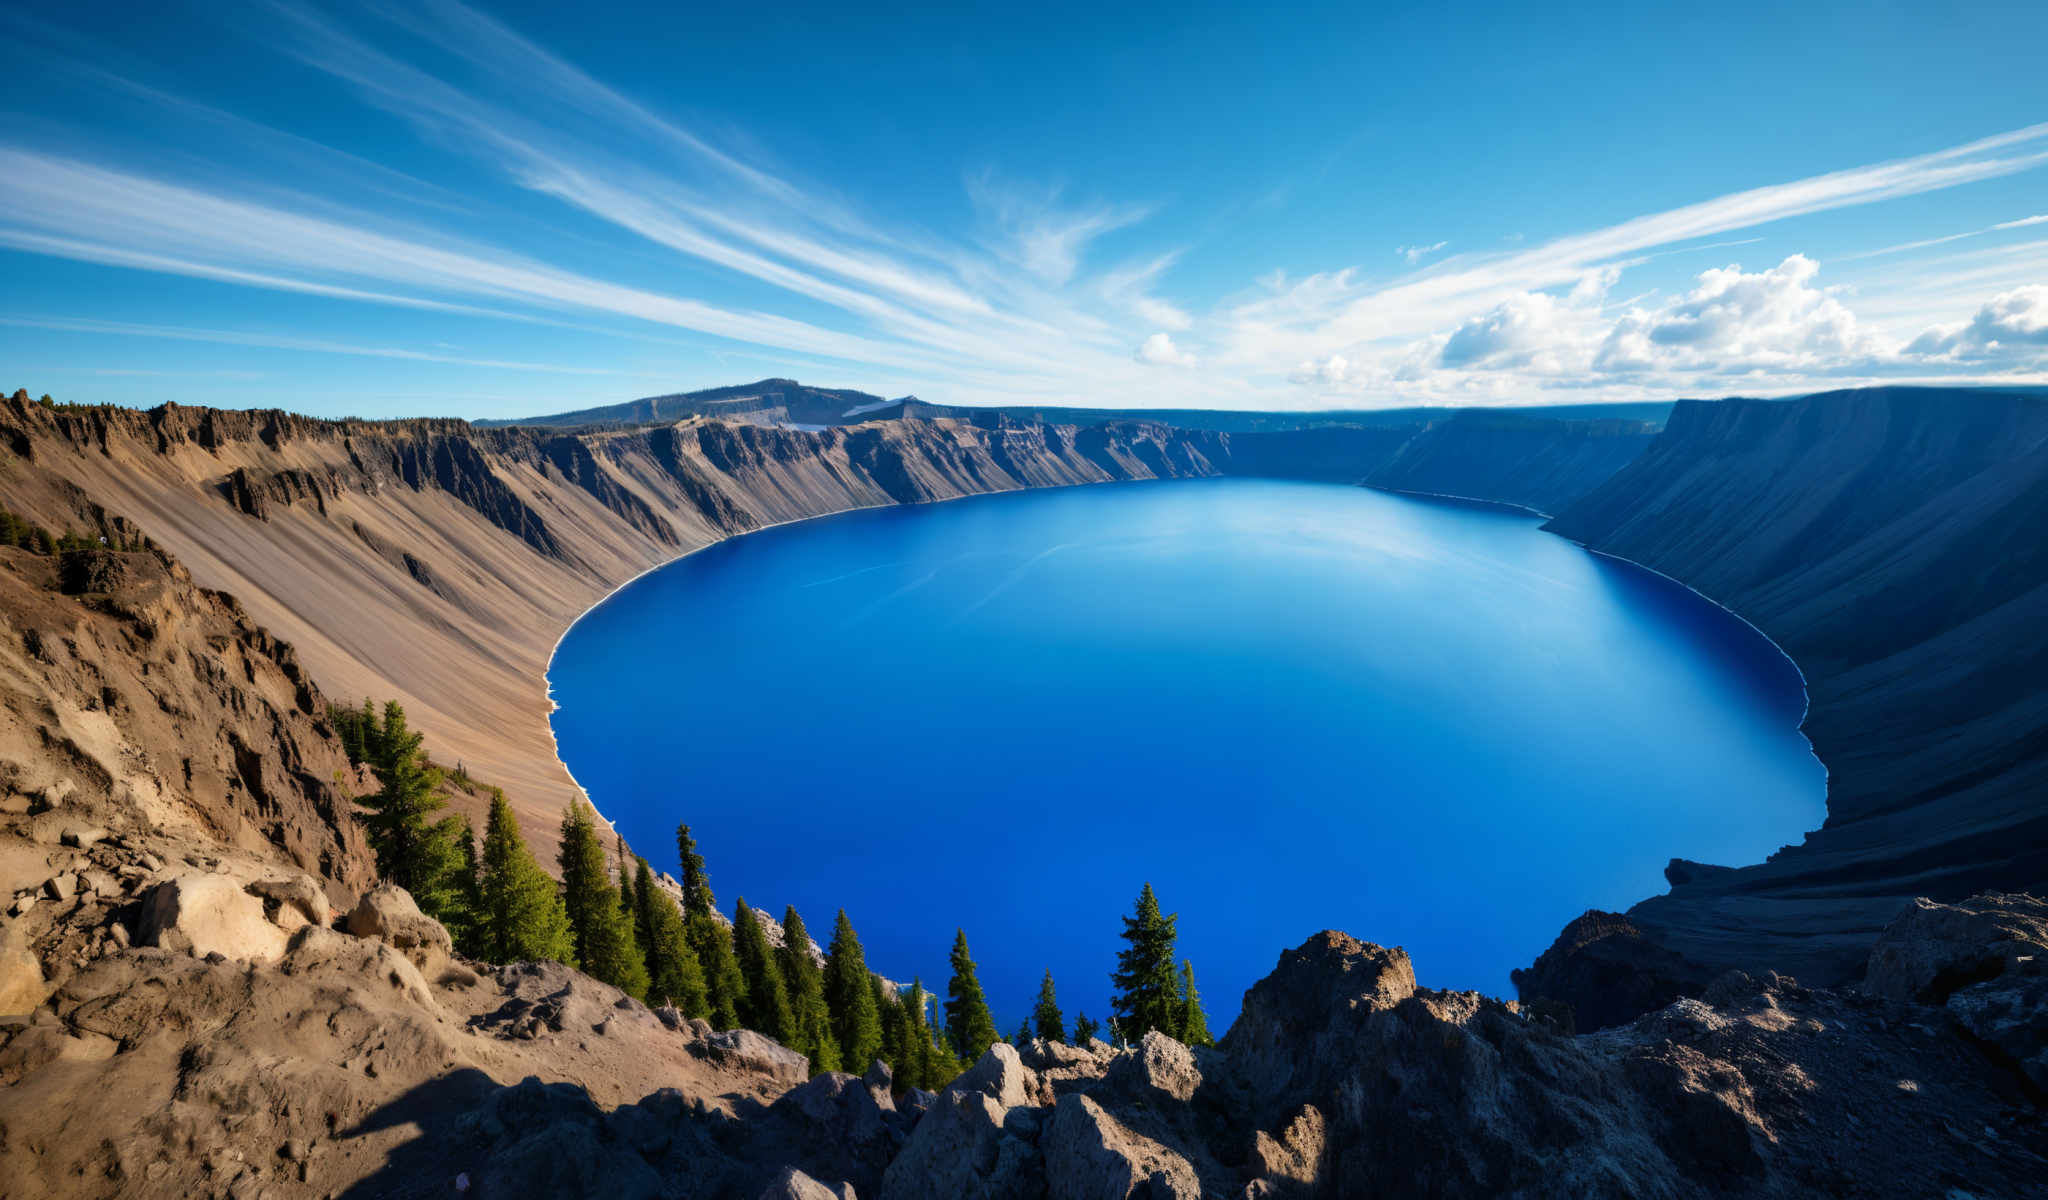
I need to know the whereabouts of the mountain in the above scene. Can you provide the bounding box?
[473,378,915,429]
[1533,386,2048,998]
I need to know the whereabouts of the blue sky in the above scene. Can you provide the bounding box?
[2,0,2045,419]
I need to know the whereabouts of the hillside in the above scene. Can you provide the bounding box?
[1537,386,2048,992]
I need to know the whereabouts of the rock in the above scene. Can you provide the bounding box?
[0,929,48,1015]
[698,1027,810,1088]
[1043,1093,1201,1200]
[245,874,330,928]
[862,1058,896,1112]
[1106,1030,1200,1103]
[1511,909,1717,1031]
[137,872,288,963]
[879,1090,1041,1200]
[344,882,453,974]
[9,894,34,917]
[1222,931,1415,1125]
[1946,958,2048,1092]
[280,925,435,1010]
[762,1071,899,1191]
[757,1166,855,1200]
[59,826,107,849]
[78,869,117,897]
[1864,893,2048,1005]
[946,1041,1036,1109]
[1245,1105,1325,1195]
[42,873,75,902]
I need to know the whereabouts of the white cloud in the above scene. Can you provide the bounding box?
[1136,332,1197,367]
[1993,214,2048,230]
[1398,241,1448,264]
[1595,255,1875,373]
[1907,286,2048,359]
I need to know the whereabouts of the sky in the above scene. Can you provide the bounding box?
[2,0,2045,420]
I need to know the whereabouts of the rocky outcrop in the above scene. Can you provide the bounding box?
[1512,909,1718,1031]
[1534,387,2048,1000]
[1864,892,2048,1093]
[1365,409,1657,515]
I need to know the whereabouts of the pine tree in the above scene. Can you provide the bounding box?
[944,928,999,1064]
[1012,1019,1032,1048]
[732,899,797,1043]
[443,815,486,958]
[1072,1011,1100,1047]
[557,800,650,999]
[1032,969,1066,1044]
[1178,960,1214,1047]
[633,859,706,1015]
[354,701,460,903]
[874,975,907,1075]
[901,978,934,1090]
[823,909,882,1072]
[676,822,715,918]
[778,906,839,1075]
[1111,882,1182,1041]
[478,790,574,965]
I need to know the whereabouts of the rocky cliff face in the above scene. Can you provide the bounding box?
[1364,410,1658,515]
[1534,387,2048,1003]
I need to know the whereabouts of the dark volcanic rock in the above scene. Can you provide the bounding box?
[1512,909,1719,1031]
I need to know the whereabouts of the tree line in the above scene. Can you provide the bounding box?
[339,699,1212,1093]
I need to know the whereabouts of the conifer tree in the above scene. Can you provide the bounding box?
[1072,1011,1100,1047]
[443,815,486,958]
[944,928,999,1064]
[732,899,797,1043]
[777,905,839,1074]
[354,701,463,906]
[901,978,934,1090]
[633,859,706,1015]
[1178,960,1214,1047]
[1012,1019,1032,1048]
[673,822,743,1027]
[676,822,715,918]
[1111,883,1182,1041]
[478,790,574,965]
[873,975,908,1075]
[823,909,882,1072]
[1032,969,1066,1044]
[557,800,650,999]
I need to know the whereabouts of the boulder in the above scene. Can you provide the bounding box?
[137,872,289,963]
[1106,1030,1200,1102]
[698,1027,810,1088]
[1946,957,2048,1092]
[280,925,435,1010]
[1864,893,2048,1004]
[760,1071,899,1191]
[0,929,47,1015]
[345,882,453,975]
[757,1166,856,1200]
[59,826,107,849]
[878,1090,1042,1200]
[946,1041,1036,1109]
[245,874,330,928]
[1511,909,1717,1031]
[1222,931,1414,1125]
[1043,1093,1201,1200]
[1245,1105,1325,1195]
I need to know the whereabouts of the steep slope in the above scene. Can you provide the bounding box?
[1539,387,2048,989]
[1365,410,1658,515]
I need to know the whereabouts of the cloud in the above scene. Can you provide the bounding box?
[1993,214,2048,230]
[1398,241,1448,264]
[1907,286,2048,358]
[1596,256,1876,372]
[1136,332,1197,367]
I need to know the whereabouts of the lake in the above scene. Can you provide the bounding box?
[548,478,1825,1032]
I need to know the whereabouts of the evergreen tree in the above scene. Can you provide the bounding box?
[1111,883,1182,1041]
[901,978,934,1090]
[732,899,797,1043]
[944,928,999,1063]
[1012,1018,1032,1048]
[1032,969,1066,1044]
[676,822,715,918]
[823,909,882,1072]
[873,975,907,1075]
[1178,960,1214,1047]
[778,906,839,1075]
[1072,1011,1100,1047]
[443,815,486,958]
[478,790,574,965]
[557,800,650,999]
[633,859,706,1015]
[354,701,461,904]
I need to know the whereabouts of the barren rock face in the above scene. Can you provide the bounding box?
[1864,892,2048,1004]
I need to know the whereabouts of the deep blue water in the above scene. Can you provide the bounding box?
[549,478,1825,1032]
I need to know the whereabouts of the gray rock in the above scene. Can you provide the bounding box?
[879,1090,1042,1200]
[1043,1092,1201,1200]
[1864,893,2048,1004]
[946,1041,1037,1109]
[1106,1030,1200,1102]
[698,1027,810,1088]
[757,1166,855,1200]
[1947,958,2048,1092]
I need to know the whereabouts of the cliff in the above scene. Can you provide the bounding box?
[1539,387,2048,992]
[1364,410,1659,516]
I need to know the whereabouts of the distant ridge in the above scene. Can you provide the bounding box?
[479,378,1678,434]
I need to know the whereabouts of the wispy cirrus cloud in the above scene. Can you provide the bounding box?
[2,0,2045,412]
